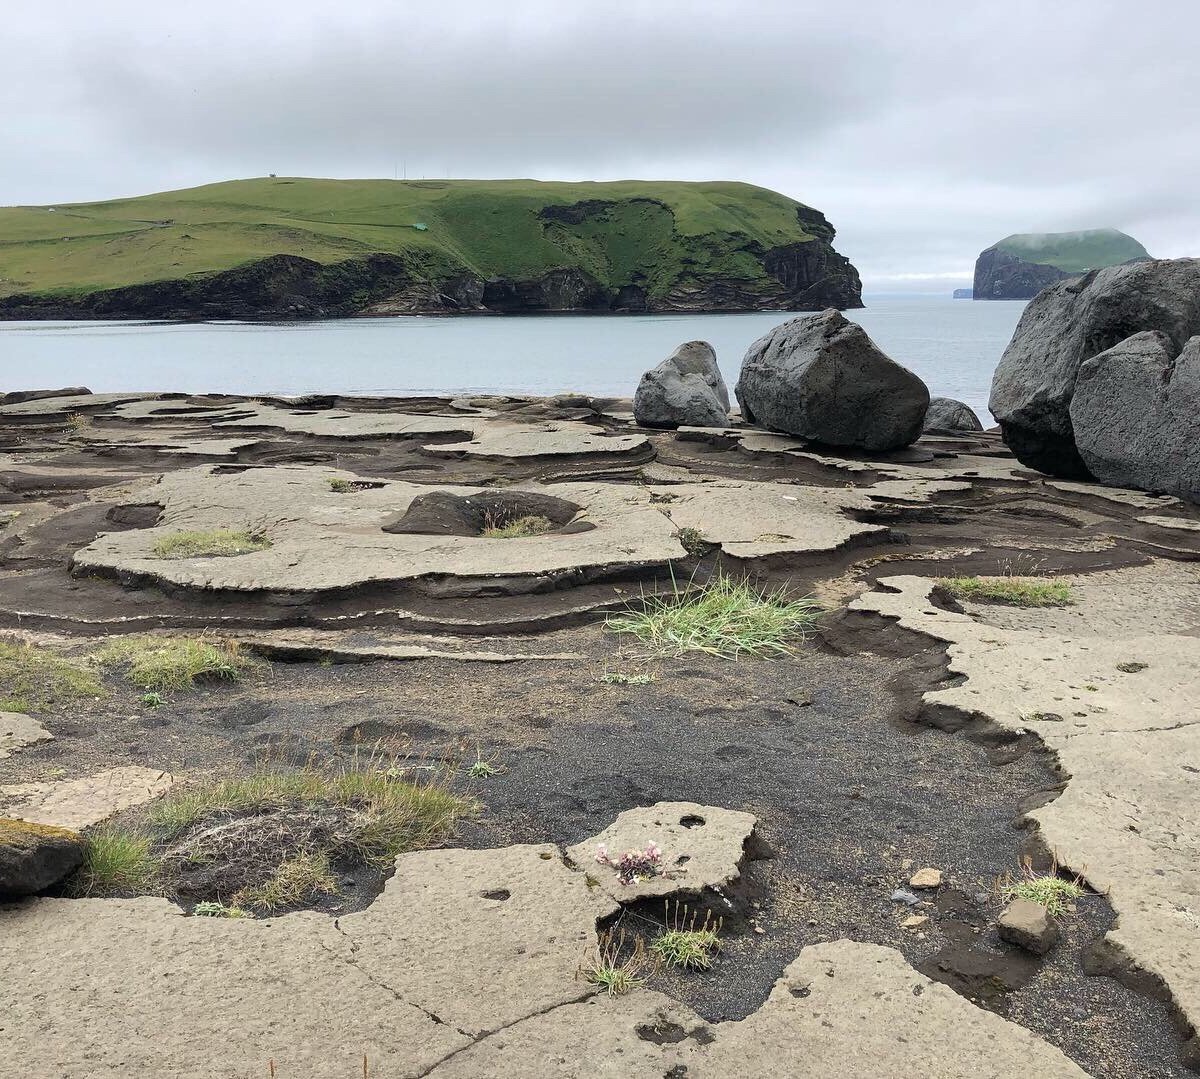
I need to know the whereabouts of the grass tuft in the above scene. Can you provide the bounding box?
[96,635,260,692]
[606,572,821,659]
[71,828,159,896]
[652,900,723,970]
[191,900,250,918]
[939,576,1073,608]
[1000,857,1086,916]
[480,513,553,539]
[578,928,657,996]
[151,529,271,559]
[234,852,338,912]
[0,639,104,713]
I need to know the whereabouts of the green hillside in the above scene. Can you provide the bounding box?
[994,228,1149,272]
[0,177,831,302]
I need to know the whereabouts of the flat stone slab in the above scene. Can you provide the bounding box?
[851,565,1200,1060]
[0,712,52,759]
[567,801,756,901]
[1,766,178,830]
[425,422,650,459]
[239,629,584,664]
[72,465,685,594]
[213,401,477,440]
[0,393,157,418]
[1047,479,1180,510]
[1138,514,1200,532]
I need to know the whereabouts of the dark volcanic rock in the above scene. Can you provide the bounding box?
[1,387,91,405]
[633,340,730,429]
[988,258,1200,477]
[973,247,1072,301]
[923,397,984,433]
[0,818,86,897]
[1070,331,1200,501]
[735,310,929,451]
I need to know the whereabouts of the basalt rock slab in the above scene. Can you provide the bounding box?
[2,766,178,830]
[988,258,1200,478]
[735,310,929,451]
[0,712,53,759]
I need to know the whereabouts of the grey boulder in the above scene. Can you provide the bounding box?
[735,309,929,451]
[989,258,1200,477]
[0,818,87,897]
[923,397,983,433]
[997,897,1060,956]
[633,340,729,429]
[1070,331,1200,501]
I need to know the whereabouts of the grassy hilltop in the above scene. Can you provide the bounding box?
[993,228,1149,272]
[0,177,861,317]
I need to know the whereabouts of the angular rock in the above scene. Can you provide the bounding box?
[566,801,757,902]
[0,818,86,896]
[923,397,984,433]
[1070,332,1200,502]
[633,340,730,429]
[0,712,53,759]
[735,310,929,451]
[909,867,942,889]
[998,897,1060,955]
[988,258,1200,477]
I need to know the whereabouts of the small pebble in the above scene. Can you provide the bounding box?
[890,889,921,906]
[909,867,942,889]
[901,915,928,929]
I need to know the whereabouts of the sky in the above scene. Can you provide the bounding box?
[4,0,1198,292]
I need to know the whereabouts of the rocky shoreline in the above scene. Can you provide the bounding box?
[1,276,1198,1077]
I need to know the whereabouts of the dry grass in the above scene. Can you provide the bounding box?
[151,529,271,559]
[234,852,338,912]
[96,635,260,692]
[480,513,553,539]
[0,639,104,712]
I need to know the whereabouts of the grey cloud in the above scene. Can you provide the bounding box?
[3,0,1198,288]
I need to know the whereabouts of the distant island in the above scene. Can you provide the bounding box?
[0,178,862,320]
[972,228,1150,300]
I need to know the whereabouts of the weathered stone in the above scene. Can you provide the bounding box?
[1070,332,1200,502]
[0,817,86,896]
[633,340,729,429]
[0,712,53,759]
[923,397,983,433]
[735,310,929,451]
[989,258,1200,477]
[998,897,1060,955]
[0,387,91,405]
[909,867,942,889]
[567,801,757,901]
[2,766,178,830]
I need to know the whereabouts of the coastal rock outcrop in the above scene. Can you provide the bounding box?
[989,258,1200,478]
[1070,331,1200,500]
[973,228,1150,301]
[735,310,929,451]
[633,340,729,429]
[923,397,983,433]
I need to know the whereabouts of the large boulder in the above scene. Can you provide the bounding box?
[735,310,929,450]
[0,818,86,897]
[989,258,1200,477]
[633,340,729,429]
[923,397,983,433]
[1070,331,1200,501]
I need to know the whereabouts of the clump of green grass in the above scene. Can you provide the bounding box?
[601,669,656,686]
[191,900,250,918]
[140,691,165,708]
[480,513,553,539]
[71,828,159,896]
[939,576,1073,608]
[467,747,501,780]
[606,572,822,659]
[578,928,657,996]
[151,528,271,559]
[96,635,260,691]
[149,762,474,868]
[234,852,338,912]
[674,527,709,557]
[1001,860,1086,916]
[652,901,723,970]
[0,639,104,712]
[328,478,354,493]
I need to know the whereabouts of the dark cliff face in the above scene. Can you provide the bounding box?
[973,247,1072,300]
[0,204,862,321]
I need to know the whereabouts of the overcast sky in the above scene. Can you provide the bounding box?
[4,0,1197,291]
